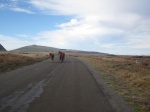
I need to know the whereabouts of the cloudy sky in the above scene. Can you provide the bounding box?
[0,0,150,55]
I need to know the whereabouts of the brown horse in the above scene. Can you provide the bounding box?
[58,51,65,62]
[49,53,54,62]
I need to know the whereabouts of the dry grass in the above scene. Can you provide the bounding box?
[0,52,49,73]
[69,53,150,112]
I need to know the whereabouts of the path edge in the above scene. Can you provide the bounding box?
[77,58,133,112]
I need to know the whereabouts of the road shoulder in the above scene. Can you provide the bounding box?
[78,58,132,112]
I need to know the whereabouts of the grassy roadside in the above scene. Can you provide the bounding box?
[0,52,49,74]
[69,54,150,112]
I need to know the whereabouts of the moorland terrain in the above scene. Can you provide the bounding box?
[69,53,150,112]
[0,44,150,112]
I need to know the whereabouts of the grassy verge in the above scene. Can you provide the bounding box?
[69,54,150,112]
[0,52,49,74]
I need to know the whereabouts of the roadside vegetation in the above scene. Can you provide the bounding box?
[0,52,49,74]
[69,54,150,112]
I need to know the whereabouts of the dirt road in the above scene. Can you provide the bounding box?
[0,56,131,112]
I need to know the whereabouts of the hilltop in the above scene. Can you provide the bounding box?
[11,45,59,52]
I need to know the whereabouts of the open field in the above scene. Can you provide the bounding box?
[0,52,50,74]
[68,53,150,112]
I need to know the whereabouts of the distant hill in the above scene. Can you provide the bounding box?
[0,44,7,51]
[60,49,105,54]
[11,45,105,54]
[11,45,59,52]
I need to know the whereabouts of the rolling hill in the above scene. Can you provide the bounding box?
[11,45,104,54]
[11,45,59,52]
[60,49,104,54]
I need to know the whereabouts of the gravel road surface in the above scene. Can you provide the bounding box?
[0,56,132,112]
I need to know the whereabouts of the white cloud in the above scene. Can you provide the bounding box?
[28,0,150,16]
[0,35,33,50]
[0,4,5,8]
[1,0,150,55]
[125,19,150,49]
[127,35,150,49]
[57,19,79,28]
[10,7,35,14]
[18,0,149,54]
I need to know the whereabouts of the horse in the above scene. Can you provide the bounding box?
[49,53,54,62]
[58,51,65,62]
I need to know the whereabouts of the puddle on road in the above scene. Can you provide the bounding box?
[0,80,48,112]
